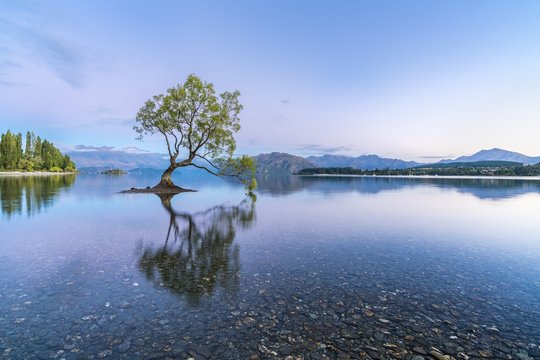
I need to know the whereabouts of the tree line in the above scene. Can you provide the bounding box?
[0,130,76,172]
[297,163,540,177]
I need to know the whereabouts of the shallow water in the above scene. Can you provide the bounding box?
[1,174,539,359]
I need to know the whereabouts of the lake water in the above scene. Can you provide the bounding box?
[1,174,539,359]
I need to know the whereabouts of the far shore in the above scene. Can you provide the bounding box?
[298,174,540,181]
[0,171,77,177]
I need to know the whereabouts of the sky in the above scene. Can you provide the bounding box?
[1,0,540,161]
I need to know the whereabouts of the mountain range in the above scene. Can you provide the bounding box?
[306,154,421,169]
[69,147,540,175]
[68,149,168,170]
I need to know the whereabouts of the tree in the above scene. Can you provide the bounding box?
[25,131,35,159]
[15,133,23,166]
[134,74,255,191]
[34,136,42,161]
[0,130,19,170]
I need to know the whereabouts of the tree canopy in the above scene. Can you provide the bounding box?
[134,74,255,190]
[0,130,76,172]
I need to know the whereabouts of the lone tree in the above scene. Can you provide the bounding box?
[134,74,255,192]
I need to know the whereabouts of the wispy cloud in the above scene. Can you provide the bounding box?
[281,98,290,104]
[74,145,115,151]
[73,144,154,154]
[120,119,136,127]
[25,30,86,88]
[297,144,352,154]
[0,47,20,86]
[0,6,88,88]
[418,154,455,160]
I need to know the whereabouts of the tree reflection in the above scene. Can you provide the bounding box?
[0,175,76,218]
[139,194,256,306]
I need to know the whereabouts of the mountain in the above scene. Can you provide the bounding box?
[440,148,540,165]
[68,149,169,170]
[307,154,421,170]
[69,146,540,175]
[253,152,316,175]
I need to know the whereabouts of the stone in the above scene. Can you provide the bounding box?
[118,341,131,353]
[478,350,492,358]
[363,309,375,317]
[279,344,293,356]
[430,350,451,360]
[97,349,113,358]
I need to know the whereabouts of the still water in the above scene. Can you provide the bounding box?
[1,174,539,359]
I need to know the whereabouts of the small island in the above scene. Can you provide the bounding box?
[0,130,76,174]
[100,168,127,175]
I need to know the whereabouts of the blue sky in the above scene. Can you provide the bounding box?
[1,0,539,160]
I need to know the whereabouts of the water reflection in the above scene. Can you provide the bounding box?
[139,194,256,305]
[256,175,540,200]
[0,175,76,218]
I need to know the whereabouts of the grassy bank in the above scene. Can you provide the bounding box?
[0,171,77,177]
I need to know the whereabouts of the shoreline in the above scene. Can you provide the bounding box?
[298,174,540,181]
[0,171,77,177]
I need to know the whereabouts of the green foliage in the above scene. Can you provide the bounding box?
[18,159,34,172]
[214,154,257,188]
[0,130,76,172]
[134,74,255,189]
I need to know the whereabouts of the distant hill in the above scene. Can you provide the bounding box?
[307,154,421,170]
[68,149,168,170]
[440,148,540,165]
[253,152,316,175]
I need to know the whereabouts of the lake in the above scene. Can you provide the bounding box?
[1,174,539,359]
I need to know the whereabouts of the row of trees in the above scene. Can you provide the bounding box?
[297,164,540,177]
[0,130,76,172]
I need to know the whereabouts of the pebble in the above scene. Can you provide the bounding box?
[97,349,112,358]
[279,344,293,355]
[363,309,375,317]
[2,188,539,359]
[118,341,131,353]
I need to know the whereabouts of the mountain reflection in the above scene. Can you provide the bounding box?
[139,194,256,306]
[0,175,76,218]
[256,175,540,200]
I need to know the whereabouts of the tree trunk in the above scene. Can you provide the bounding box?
[154,165,179,189]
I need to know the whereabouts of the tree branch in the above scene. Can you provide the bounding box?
[195,154,219,169]
[159,130,174,159]
[189,163,220,176]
